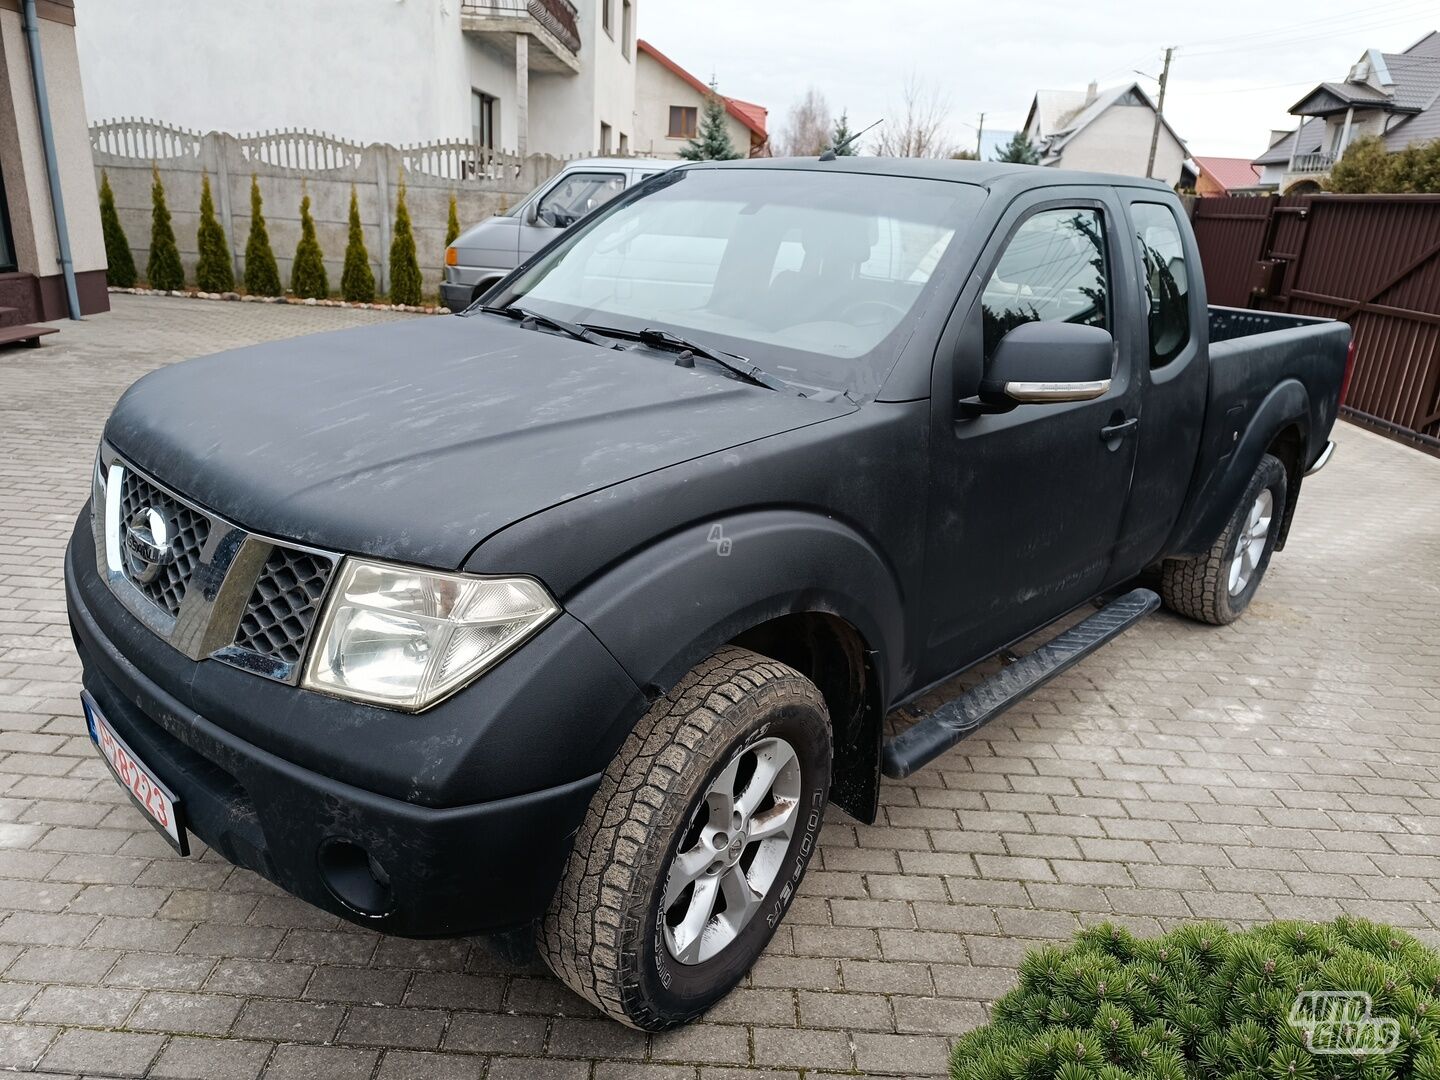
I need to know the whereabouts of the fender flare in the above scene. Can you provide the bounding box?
[1168,378,1311,557]
[565,510,906,703]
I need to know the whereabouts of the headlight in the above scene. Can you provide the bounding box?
[301,558,559,711]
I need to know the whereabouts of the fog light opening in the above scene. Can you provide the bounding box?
[317,839,395,919]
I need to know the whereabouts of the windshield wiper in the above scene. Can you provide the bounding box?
[479,305,617,349]
[594,325,799,395]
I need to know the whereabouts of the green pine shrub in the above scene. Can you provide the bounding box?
[340,186,375,302]
[388,176,422,306]
[952,918,1440,1080]
[445,192,461,248]
[98,170,137,288]
[679,88,742,161]
[290,192,329,299]
[243,175,282,296]
[145,164,184,291]
[194,173,235,293]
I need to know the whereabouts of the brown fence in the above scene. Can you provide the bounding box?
[1191,193,1440,452]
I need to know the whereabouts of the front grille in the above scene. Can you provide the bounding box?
[233,547,336,666]
[98,451,341,686]
[118,471,211,617]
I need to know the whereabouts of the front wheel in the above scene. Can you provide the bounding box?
[1161,453,1288,625]
[538,647,831,1030]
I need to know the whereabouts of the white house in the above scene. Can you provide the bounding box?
[1023,82,1190,187]
[1252,30,1440,194]
[634,40,767,159]
[74,0,645,157]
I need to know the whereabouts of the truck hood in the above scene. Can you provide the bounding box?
[106,315,851,570]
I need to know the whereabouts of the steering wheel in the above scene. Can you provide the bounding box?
[846,299,908,325]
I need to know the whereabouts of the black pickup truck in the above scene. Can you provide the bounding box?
[66,158,1351,1030]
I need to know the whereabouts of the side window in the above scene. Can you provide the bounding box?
[1131,202,1190,367]
[535,172,626,228]
[981,208,1108,360]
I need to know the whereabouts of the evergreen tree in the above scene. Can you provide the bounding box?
[994,131,1041,165]
[829,111,858,156]
[445,193,461,248]
[679,86,742,161]
[290,191,329,299]
[98,170,137,288]
[194,174,235,293]
[145,164,184,291]
[340,186,375,303]
[388,175,423,306]
[243,176,282,296]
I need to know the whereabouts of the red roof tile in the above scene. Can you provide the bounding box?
[1194,156,1262,192]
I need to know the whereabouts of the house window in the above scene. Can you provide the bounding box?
[618,132,629,155]
[0,162,16,273]
[668,106,698,139]
[601,0,612,38]
[621,0,632,57]
[981,208,1110,361]
[471,90,497,149]
[600,122,612,154]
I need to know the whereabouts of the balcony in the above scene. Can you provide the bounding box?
[1291,152,1336,174]
[460,0,581,74]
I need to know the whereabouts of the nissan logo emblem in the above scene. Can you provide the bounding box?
[123,506,174,584]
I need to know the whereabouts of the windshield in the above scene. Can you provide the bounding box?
[494,167,985,395]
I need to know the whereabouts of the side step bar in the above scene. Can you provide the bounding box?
[881,588,1161,780]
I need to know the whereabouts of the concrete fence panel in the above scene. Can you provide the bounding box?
[90,118,625,298]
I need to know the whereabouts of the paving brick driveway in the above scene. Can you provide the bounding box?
[1,294,1438,1079]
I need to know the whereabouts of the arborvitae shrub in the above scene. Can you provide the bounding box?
[951,918,1440,1080]
[388,176,422,306]
[445,193,461,248]
[194,173,235,292]
[98,170,137,287]
[290,192,329,299]
[145,164,184,291]
[340,186,375,302]
[243,176,282,296]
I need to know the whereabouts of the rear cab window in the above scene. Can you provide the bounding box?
[1130,202,1190,367]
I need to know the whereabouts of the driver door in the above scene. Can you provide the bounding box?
[517,170,627,260]
[920,189,1144,684]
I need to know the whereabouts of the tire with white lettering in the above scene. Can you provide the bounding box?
[538,646,831,1030]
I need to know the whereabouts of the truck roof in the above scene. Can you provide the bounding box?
[688,155,1174,193]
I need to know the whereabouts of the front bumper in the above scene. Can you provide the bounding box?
[440,281,474,313]
[65,513,645,935]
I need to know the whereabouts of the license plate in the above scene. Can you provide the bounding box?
[82,692,188,855]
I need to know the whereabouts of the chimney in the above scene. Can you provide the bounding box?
[1085,80,1098,104]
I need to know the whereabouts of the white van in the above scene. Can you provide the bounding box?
[441,157,684,312]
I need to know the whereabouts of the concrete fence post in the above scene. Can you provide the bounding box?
[374,146,392,295]
[212,133,239,282]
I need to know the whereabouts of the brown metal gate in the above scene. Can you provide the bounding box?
[1191,193,1440,451]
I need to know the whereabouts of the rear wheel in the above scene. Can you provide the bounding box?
[538,647,830,1030]
[1161,453,1287,625]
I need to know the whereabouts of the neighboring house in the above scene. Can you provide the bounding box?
[74,0,641,158]
[633,40,767,158]
[1192,156,1262,197]
[1252,30,1440,193]
[1023,81,1191,187]
[0,0,106,327]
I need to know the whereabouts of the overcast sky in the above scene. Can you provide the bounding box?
[639,0,1437,160]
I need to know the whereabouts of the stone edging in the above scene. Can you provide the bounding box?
[106,286,448,315]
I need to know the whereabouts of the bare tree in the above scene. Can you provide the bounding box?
[776,87,833,157]
[873,76,954,158]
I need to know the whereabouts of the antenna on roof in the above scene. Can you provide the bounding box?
[820,118,883,161]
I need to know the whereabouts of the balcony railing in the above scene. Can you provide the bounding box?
[460,0,580,55]
[1290,152,1336,175]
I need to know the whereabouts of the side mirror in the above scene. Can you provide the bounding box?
[977,321,1114,405]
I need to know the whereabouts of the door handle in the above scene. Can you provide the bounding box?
[1100,417,1139,441]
